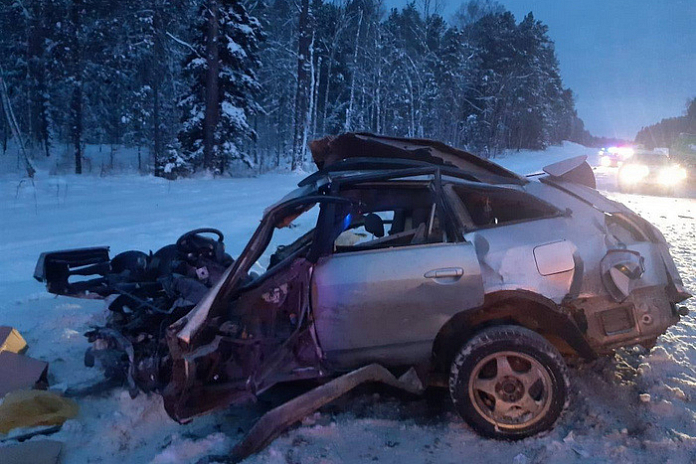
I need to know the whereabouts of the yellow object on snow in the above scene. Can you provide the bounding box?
[0,390,79,434]
[0,327,28,354]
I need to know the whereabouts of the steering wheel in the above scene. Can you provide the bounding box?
[175,228,225,261]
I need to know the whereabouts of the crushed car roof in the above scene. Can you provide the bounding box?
[306,133,526,186]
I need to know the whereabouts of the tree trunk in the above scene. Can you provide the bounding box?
[153,80,162,176]
[27,5,50,158]
[291,0,311,171]
[303,33,316,155]
[203,0,220,172]
[344,10,363,133]
[152,5,164,177]
[375,31,382,134]
[321,54,333,136]
[70,0,83,174]
[253,115,259,168]
[0,65,35,177]
[311,56,321,137]
[0,96,7,154]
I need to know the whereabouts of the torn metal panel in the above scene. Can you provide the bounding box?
[542,156,596,188]
[226,364,423,463]
[600,249,645,302]
[572,285,678,353]
[308,133,524,184]
[164,259,319,422]
[0,352,49,398]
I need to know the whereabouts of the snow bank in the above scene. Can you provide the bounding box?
[493,141,599,176]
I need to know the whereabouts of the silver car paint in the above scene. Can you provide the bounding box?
[311,242,484,367]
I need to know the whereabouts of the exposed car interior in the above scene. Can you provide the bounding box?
[447,184,560,229]
[333,183,446,252]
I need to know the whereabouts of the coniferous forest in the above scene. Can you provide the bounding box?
[0,0,595,177]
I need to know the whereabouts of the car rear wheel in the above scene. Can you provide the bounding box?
[449,325,569,439]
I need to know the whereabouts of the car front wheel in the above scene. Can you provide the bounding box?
[449,325,569,439]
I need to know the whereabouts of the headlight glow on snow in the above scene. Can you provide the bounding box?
[618,147,634,159]
[620,164,650,183]
[658,166,688,185]
[600,156,612,167]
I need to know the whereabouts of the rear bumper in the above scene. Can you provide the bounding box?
[579,285,683,355]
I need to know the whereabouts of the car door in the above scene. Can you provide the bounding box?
[311,187,484,369]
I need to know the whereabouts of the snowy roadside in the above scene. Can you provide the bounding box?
[1,142,695,464]
[0,171,305,464]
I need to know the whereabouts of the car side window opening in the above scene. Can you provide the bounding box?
[332,185,446,252]
[448,184,559,229]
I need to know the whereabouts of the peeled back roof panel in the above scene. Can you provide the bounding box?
[308,133,524,183]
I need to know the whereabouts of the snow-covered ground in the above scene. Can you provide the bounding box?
[1,142,695,463]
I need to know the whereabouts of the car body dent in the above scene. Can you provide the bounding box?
[467,226,579,304]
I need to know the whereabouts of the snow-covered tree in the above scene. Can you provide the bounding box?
[178,0,263,175]
[0,0,587,175]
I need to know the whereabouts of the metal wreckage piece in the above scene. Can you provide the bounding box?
[35,132,690,459]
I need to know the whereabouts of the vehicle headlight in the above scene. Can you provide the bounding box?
[620,164,649,183]
[658,166,687,185]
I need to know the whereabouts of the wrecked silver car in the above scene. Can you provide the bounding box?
[35,133,689,445]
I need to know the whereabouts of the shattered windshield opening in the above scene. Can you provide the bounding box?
[249,204,320,278]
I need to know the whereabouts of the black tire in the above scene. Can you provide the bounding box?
[449,325,569,440]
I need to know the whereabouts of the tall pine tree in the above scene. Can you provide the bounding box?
[178,0,263,175]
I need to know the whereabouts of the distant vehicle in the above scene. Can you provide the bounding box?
[598,146,634,167]
[617,152,688,194]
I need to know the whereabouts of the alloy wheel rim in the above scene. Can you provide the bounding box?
[468,351,553,429]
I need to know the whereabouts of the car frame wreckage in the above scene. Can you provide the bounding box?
[35,133,690,458]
